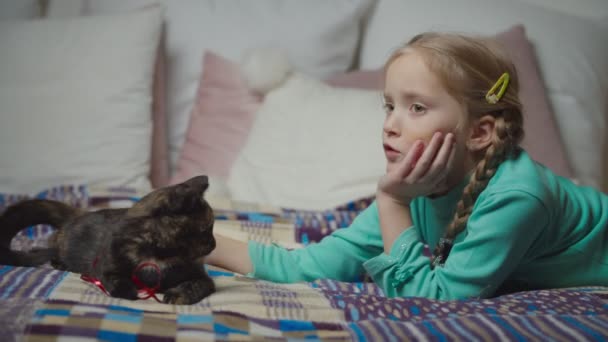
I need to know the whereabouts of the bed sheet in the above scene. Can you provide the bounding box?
[1,185,607,341]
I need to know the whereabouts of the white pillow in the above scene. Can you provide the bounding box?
[72,0,374,170]
[0,0,40,20]
[517,0,608,20]
[0,6,162,194]
[227,73,385,210]
[360,0,608,192]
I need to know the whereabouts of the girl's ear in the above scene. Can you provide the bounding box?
[466,115,495,152]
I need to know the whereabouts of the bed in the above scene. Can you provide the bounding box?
[1,0,607,340]
[2,186,608,341]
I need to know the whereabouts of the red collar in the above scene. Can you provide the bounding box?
[80,256,162,303]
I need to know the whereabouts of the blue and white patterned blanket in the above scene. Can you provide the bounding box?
[1,185,607,341]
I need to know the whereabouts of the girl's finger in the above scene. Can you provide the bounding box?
[406,132,444,182]
[394,140,424,179]
[445,139,457,171]
[418,133,454,184]
[432,138,457,184]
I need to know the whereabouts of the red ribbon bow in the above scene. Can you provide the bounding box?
[80,260,162,303]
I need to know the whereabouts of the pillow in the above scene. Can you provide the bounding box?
[227,73,385,210]
[44,0,170,189]
[495,25,573,179]
[329,25,574,180]
[516,0,608,20]
[0,1,40,19]
[326,69,384,90]
[169,51,371,199]
[0,6,162,194]
[170,52,262,197]
[77,0,375,171]
[359,0,608,192]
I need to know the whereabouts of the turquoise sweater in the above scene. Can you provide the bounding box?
[248,151,608,299]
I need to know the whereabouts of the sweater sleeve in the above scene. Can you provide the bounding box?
[248,202,384,283]
[363,190,549,300]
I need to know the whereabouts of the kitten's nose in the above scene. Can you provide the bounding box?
[133,263,161,288]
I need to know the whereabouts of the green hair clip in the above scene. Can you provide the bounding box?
[485,72,510,104]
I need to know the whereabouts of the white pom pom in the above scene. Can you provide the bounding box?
[241,48,292,94]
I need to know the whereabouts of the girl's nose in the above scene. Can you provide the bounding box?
[383,115,400,137]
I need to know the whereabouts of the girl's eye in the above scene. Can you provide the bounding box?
[383,102,394,113]
[411,103,426,113]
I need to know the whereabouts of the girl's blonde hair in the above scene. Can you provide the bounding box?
[386,32,525,268]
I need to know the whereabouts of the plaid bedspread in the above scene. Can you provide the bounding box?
[1,185,607,341]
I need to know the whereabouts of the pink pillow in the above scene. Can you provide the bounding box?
[170,52,262,185]
[326,25,573,178]
[326,69,383,89]
[496,25,573,178]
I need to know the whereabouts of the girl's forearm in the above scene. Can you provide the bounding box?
[205,234,253,275]
[376,193,413,254]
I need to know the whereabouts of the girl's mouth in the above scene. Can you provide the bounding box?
[383,143,400,161]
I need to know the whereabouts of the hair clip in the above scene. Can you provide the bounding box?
[485,72,510,104]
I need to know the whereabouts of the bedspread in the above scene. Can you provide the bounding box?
[1,185,607,341]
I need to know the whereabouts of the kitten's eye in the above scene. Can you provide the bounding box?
[410,103,426,113]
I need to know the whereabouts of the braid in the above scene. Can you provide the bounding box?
[431,113,522,268]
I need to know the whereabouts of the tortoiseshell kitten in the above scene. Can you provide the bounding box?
[0,175,216,305]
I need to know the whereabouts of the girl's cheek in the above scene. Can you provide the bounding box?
[404,129,457,155]
[406,130,450,145]
[403,128,434,146]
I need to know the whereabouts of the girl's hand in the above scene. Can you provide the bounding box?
[377,132,456,204]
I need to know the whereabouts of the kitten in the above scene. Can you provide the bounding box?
[0,175,216,305]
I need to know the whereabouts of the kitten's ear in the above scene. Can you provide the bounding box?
[127,175,209,217]
[183,175,209,192]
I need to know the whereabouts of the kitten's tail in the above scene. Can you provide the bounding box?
[0,199,80,266]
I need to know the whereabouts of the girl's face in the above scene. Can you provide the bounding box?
[382,50,469,177]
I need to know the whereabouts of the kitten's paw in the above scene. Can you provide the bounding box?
[162,288,194,305]
[163,279,215,305]
[50,259,67,270]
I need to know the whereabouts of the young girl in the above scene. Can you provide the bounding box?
[206,32,608,300]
